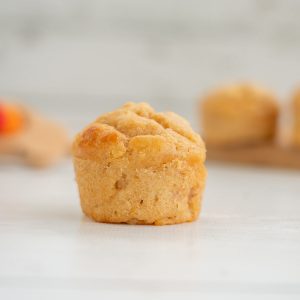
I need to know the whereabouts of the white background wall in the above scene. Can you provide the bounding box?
[0,0,300,129]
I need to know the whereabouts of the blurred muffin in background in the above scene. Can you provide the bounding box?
[200,83,279,147]
[292,89,300,148]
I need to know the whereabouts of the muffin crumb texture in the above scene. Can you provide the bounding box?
[73,102,206,225]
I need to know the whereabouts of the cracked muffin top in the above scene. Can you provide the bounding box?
[72,102,206,165]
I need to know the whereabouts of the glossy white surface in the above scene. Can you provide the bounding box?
[1,160,300,299]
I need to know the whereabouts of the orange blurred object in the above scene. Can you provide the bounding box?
[0,103,24,135]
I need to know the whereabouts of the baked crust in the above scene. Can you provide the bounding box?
[200,83,279,147]
[73,102,206,225]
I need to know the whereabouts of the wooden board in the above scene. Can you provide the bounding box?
[207,143,300,169]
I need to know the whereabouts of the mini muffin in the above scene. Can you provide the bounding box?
[200,83,279,147]
[72,102,206,225]
[292,89,300,147]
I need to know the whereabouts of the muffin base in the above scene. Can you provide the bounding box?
[74,157,206,225]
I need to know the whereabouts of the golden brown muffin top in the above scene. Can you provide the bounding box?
[73,102,206,164]
[201,83,278,118]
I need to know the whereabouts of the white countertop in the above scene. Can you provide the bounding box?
[1,159,300,299]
